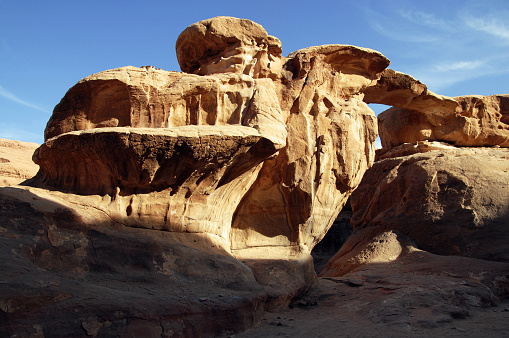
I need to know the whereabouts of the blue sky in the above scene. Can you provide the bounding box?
[1,0,508,144]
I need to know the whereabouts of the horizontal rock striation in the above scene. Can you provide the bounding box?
[0,186,266,337]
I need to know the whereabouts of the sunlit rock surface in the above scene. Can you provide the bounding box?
[0,139,39,186]
[2,16,389,336]
[3,15,509,337]
[321,147,509,277]
[315,66,509,336]
[378,93,509,148]
[364,68,458,114]
[33,17,389,260]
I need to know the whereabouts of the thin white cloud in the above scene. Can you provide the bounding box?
[463,15,509,41]
[398,9,453,32]
[411,62,509,93]
[362,1,509,94]
[360,4,442,43]
[432,60,485,72]
[0,85,50,113]
[369,21,439,43]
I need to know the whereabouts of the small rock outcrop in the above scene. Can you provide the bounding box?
[379,94,509,148]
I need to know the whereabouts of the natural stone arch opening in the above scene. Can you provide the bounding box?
[368,103,391,149]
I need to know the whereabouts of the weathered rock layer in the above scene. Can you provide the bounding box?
[322,147,509,277]
[378,94,509,148]
[32,19,389,259]
[3,16,390,336]
[0,186,266,337]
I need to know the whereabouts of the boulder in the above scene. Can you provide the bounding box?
[176,16,283,77]
[378,94,509,148]
[321,147,509,277]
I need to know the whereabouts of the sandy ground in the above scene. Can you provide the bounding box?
[237,249,509,338]
[236,277,509,338]
[0,138,39,186]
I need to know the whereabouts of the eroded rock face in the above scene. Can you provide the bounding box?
[321,147,509,277]
[0,186,266,337]
[32,17,388,260]
[32,126,273,242]
[231,44,384,255]
[176,16,283,78]
[378,94,509,148]
[5,16,390,336]
[364,68,458,114]
[44,67,287,148]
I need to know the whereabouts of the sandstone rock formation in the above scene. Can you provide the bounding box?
[363,68,458,114]
[2,16,390,336]
[32,17,390,259]
[364,69,509,148]
[0,138,39,186]
[0,186,267,337]
[375,140,458,161]
[175,16,283,77]
[321,146,509,276]
[317,64,509,335]
[378,94,509,148]
[318,141,509,336]
[7,13,508,337]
